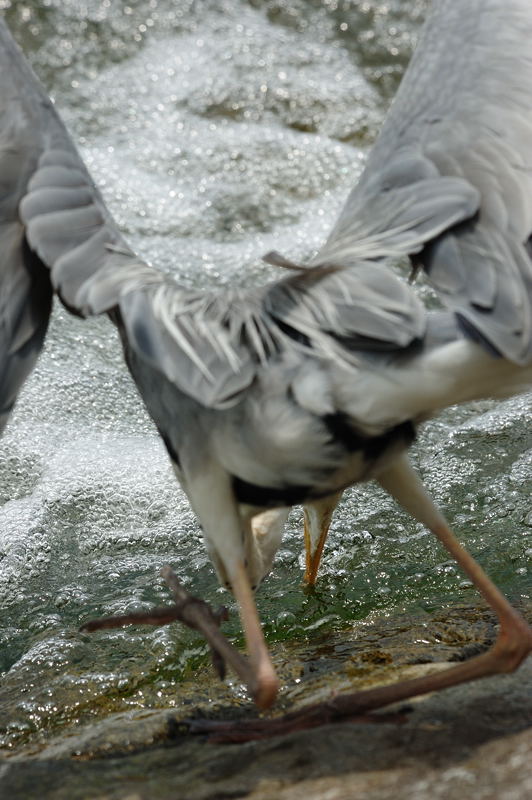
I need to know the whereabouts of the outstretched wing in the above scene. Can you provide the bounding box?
[314,0,532,365]
[0,21,160,429]
[0,21,161,315]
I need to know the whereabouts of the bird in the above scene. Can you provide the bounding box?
[1,0,532,712]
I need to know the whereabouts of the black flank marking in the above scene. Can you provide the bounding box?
[232,477,312,507]
[322,412,367,452]
[323,413,416,459]
[232,420,415,508]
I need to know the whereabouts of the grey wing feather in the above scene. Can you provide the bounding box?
[20,145,149,314]
[314,156,479,264]
[265,262,425,354]
[0,21,151,318]
[118,285,259,408]
[0,22,227,422]
[315,0,532,364]
[0,20,167,431]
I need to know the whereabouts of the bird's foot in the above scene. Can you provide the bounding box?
[80,565,263,700]
[185,608,532,743]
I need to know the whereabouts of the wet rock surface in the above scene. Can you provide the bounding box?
[1,602,531,799]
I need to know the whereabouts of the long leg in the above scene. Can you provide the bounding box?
[186,464,280,709]
[376,455,532,678]
[303,491,343,585]
[189,455,532,740]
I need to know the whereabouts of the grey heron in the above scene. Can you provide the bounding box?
[1,0,532,712]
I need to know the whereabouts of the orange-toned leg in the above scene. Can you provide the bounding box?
[303,491,343,585]
[374,455,532,683]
